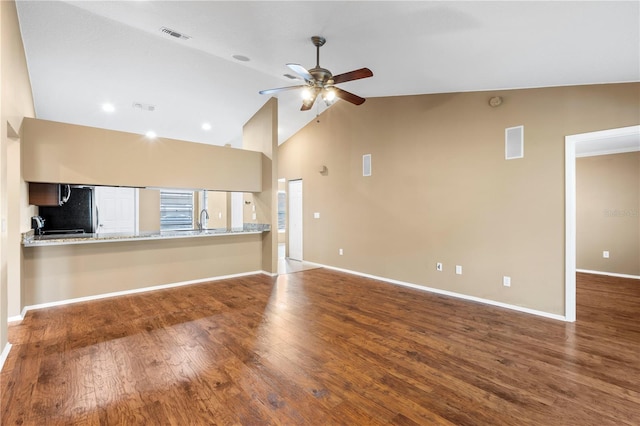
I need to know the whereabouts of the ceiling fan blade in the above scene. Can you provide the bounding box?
[300,91,319,111]
[332,68,373,85]
[334,87,366,105]
[287,63,314,82]
[259,85,307,95]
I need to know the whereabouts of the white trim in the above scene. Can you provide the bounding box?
[577,269,640,280]
[19,271,265,316]
[576,146,639,158]
[565,136,577,322]
[307,262,566,322]
[0,343,12,372]
[565,125,640,323]
[8,315,23,323]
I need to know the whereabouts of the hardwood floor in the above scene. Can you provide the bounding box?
[2,270,639,425]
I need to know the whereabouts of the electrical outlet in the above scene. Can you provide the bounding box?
[603,251,609,259]
[314,212,320,219]
[455,265,462,275]
[503,276,511,287]
[339,248,343,256]
[436,262,443,271]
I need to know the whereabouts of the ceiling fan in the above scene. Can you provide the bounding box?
[259,36,373,111]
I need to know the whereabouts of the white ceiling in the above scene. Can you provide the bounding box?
[16,1,640,148]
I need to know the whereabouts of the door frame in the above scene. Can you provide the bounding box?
[288,179,303,261]
[565,125,639,322]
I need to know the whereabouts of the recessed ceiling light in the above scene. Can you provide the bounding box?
[202,123,212,131]
[232,54,250,62]
[145,130,157,139]
[102,103,115,113]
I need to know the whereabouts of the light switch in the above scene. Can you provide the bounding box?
[455,265,462,275]
[603,251,609,258]
[252,213,256,220]
[314,212,320,219]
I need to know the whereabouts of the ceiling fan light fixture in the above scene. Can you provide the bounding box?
[323,88,336,102]
[259,36,373,111]
[301,87,314,101]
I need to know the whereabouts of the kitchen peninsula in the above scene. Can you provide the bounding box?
[20,116,277,310]
[22,227,269,308]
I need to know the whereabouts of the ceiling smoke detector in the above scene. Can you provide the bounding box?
[160,27,191,40]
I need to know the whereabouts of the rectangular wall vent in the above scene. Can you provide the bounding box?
[505,125,524,159]
[363,154,372,177]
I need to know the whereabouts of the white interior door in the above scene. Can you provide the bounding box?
[288,180,303,261]
[95,186,137,233]
[231,192,243,231]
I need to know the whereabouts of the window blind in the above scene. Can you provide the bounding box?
[160,191,194,230]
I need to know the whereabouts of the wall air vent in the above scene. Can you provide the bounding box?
[160,27,191,40]
[505,125,524,159]
[363,154,372,177]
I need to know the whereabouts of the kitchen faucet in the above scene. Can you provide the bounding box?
[198,208,209,231]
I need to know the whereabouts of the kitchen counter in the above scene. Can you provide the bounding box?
[22,224,271,247]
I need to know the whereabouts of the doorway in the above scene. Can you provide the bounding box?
[288,179,303,261]
[565,125,640,322]
[95,186,138,234]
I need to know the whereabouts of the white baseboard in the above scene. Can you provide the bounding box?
[307,262,567,322]
[0,343,12,372]
[19,270,266,319]
[8,315,23,323]
[576,269,640,280]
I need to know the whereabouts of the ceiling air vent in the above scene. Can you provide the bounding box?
[283,74,298,80]
[132,102,155,112]
[160,27,191,40]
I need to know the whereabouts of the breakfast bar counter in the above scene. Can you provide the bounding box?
[22,224,270,247]
[21,224,271,307]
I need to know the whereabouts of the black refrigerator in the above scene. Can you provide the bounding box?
[39,187,94,233]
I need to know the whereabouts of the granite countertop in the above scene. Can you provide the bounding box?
[22,224,271,247]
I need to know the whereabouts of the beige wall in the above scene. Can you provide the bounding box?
[278,83,640,316]
[577,152,640,275]
[138,188,160,232]
[243,98,278,273]
[205,191,227,229]
[22,118,263,192]
[22,235,263,306]
[1,0,36,351]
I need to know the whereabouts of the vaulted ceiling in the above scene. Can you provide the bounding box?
[16,1,640,147]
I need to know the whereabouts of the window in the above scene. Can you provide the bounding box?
[160,190,194,230]
[277,191,286,231]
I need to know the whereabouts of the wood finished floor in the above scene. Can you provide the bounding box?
[1,270,639,425]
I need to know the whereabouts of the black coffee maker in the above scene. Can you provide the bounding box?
[31,215,45,235]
